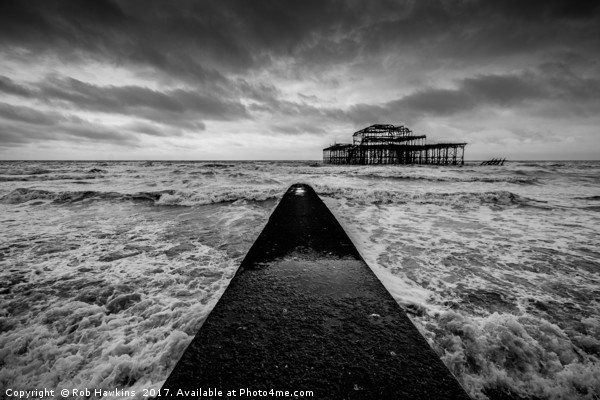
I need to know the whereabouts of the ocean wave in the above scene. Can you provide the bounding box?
[155,188,281,206]
[189,170,216,176]
[1,185,549,210]
[423,310,600,399]
[519,163,545,168]
[0,174,98,182]
[353,172,539,185]
[0,188,171,205]
[0,168,52,175]
[315,185,545,208]
[0,187,282,207]
[575,195,600,201]
[201,163,234,168]
[0,239,238,397]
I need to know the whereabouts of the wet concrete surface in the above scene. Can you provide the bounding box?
[162,184,470,399]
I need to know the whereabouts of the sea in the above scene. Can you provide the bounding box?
[0,160,599,400]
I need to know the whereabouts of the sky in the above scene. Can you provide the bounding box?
[0,0,599,160]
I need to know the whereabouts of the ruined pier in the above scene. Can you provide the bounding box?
[323,124,467,165]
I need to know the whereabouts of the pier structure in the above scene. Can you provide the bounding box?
[323,124,466,165]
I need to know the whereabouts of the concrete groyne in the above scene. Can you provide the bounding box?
[162,184,470,399]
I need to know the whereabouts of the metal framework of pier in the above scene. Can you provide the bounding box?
[323,124,466,165]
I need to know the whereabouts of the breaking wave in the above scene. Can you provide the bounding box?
[315,185,547,208]
[575,196,600,201]
[0,174,99,182]
[0,168,52,176]
[0,188,282,206]
[353,173,539,185]
[0,188,166,205]
[423,311,600,399]
[155,188,281,206]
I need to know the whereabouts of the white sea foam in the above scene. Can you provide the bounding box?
[155,187,282,206]
[428,311,600,399]
[0,187,282,207]
[0,196,272,399]
[1,160,599,399]
[323,187,600,399]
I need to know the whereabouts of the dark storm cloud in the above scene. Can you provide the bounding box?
[460,74,544,105]
[0,128,35,145]
[269,121,327,136]
[0,117,192,147]
[488,0,600,20]
[39,78,249,122]
[253,98,345,121]
[123,121,202,137]
[0,76,33,97]
[537,63,600,101]
[0,100,201,148]
[235,80,282,104]
[65,123,138,145]
[2,0,596,79]
[0,103,63,126]
[348,64,600,125]
[360,0,600,62]
[0,0,236,88]
[0,119,138,146]
[0,75,248,129]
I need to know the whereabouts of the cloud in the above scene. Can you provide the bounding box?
[0,76,33,97]
[2,1,599,75]
[62,123,139,145]
[350,0,600,75]
[0,102,63,125]
[39,77,250,122]
[0,101,204,148]
[0,1,598,158]
[461,74,544,105]
[347,64,600,126]
[269,121,327,136]
[0,75,249,131]
[0,118,138,147]
[122,121,204,137]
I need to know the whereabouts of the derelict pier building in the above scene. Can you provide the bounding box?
[323,124,466,165]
